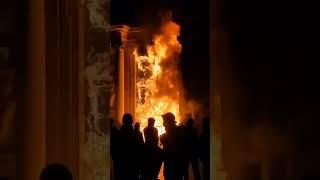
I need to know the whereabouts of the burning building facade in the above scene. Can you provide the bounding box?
[111,20,183,134]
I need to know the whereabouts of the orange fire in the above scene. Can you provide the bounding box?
[134,21,182,136]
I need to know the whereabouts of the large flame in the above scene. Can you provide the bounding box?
[135,21,182,135]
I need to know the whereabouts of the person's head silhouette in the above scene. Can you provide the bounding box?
[40,163,72,180]
[148,118,156,128]
[162,112,176,132]
[134,122,140,131]
[122,113,133,126]
[186,118,194,128]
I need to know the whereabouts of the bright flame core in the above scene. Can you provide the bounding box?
[135,21,182,136]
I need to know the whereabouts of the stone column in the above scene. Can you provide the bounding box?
[111,25,139,122]
[124,40,137,119]
[212,0,228,177]
[118,46,125,122]
[213,95,227,180]
[23,0,46,179]
[79,0,111,179]
[111,25,129,123]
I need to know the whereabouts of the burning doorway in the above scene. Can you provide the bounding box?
[111,19,184,135]
[134,20,182,135]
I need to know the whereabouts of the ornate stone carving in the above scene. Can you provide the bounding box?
[79,0,111,179]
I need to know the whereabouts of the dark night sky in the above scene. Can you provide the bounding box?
[111,0,210,107]
[221,0,320,144]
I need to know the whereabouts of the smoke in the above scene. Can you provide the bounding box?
[134,17,183,131]
[135,10,175,56]
[133,8,210,126]
[215,1,301,178]
[151,17,207,122]
[181,100,205,121]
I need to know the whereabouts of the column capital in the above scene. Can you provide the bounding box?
[110,25,141,48]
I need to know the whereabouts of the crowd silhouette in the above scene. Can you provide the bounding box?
[111,112,210,180]
[35,115,320,180]
[40,163,72,180]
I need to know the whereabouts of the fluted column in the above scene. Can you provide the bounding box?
[124,41,137,119]
[111,25,139,123]
[111,25,129,123]
[118,45,125,122]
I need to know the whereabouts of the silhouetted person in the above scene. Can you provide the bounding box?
[134,122,144,146]
[110,118,121,180]
[119,113,136,180]
[144,118,158,147]
[110,118,120,158]
[143,118,162,180]
[133,122,144,179]
[120,113,134,135]
[40,163,72,180]
[199,117,210,180]
[160,112,184,180]
[177,121,189,180]
[182,118,201,180]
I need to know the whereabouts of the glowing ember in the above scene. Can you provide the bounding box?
[135,21,182,136]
